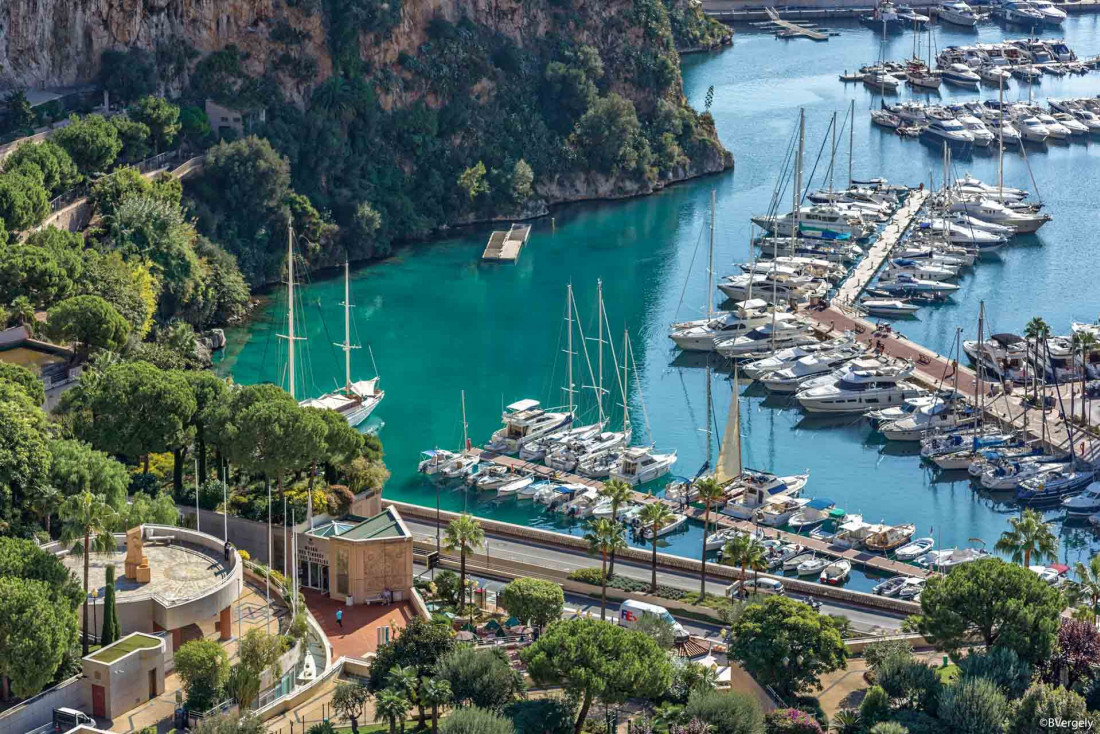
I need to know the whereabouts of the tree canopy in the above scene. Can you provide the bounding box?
[47,294,131,359]
[54,114,123,174]
[499,577,564,629]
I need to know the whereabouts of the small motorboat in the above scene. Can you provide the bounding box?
[476,466,520,491]
[784,552,816,571]
[897,577,926,599]
[418,449,457,475]
[639,512,688,538]
[871,109,902,129]
[1029,564,1069,587]
[705,527,745,552]
[873,575,909,596]
[861,298,919,317]
[441,453,480,479]
[496,475,535,497]
[895,537,934,561]
[820,559,852,585]
[797,556,829,576]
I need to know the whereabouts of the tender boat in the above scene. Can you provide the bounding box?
[784,552,815,571]
[820,559,852,585]
[496,475,535,498]
[796,556,829,576]
[440,453,480,479]
[418,449,457,476]
[895,537,935,561]
[873,576,909,596]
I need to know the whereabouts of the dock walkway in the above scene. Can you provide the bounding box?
[763,7,828,40]
[835,188,928,304]
[479,451,929,579]
[482,223,531,262]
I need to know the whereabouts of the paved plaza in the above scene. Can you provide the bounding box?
[63,542,231,602]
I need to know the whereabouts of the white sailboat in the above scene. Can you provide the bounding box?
[299,259,385,426]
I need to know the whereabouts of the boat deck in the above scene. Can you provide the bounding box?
[482,223,532,262]
[834,188,929,304]
[478,450,929,578]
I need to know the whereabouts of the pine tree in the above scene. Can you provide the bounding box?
[101,564,121,645]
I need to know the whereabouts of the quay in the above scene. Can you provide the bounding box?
[702,0,1100,23]
[482,223,532,262]
[835,188,928,304]
[475,450,930,579]
[763,7,828,40]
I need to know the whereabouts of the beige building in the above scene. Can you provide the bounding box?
[299,506,414,605]
[82,633,166,721]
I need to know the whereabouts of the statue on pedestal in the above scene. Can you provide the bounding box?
[124,526,151,583]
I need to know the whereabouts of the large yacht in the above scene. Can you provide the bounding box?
[715,316,817,359]
[796,359,923,414]
[759,347,864,394]
[485,399,573,455]
[921,116,975,145]
[751,205,873,241]
[669,298,776,351]
[947,198,1051,234]
[938,1,981,26]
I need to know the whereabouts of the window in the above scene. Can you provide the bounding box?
[335,548,349,596]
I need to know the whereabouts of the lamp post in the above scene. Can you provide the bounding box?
[91,588,99,645]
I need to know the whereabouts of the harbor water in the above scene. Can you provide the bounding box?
[217,17,1100,592]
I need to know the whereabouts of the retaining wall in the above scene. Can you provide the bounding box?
[0,675,88,734]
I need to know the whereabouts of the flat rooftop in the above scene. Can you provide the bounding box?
[63,543,230,603]
[89,633,160,664]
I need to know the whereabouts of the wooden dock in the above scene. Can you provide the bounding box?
[481,223,532,262]
[835,188,929,304]
[763,7,828,41]
[478,450,928,579]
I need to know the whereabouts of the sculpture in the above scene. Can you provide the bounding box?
[124,526,151,583]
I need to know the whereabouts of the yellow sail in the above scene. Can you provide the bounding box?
[715,368,743,483]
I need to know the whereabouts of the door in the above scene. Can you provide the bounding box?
[91,684,106,718]
[149,669,157,699]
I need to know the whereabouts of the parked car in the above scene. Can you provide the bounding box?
[53,707,96,732]
[726,577,785,597]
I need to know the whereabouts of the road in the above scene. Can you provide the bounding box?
[405,518,904,633]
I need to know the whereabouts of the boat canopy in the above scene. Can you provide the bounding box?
[807,498,835,510]
[991,333,1024,346]
[828,508,847,518]
[507,399,541,412]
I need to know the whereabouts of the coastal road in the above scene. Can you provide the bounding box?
[404,518,904,633]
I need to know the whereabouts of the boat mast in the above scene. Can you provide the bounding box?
[829,111,836,193]
[998,74,1005,204]
[848,99,854,188]
[622,328,630,434]
[977,301,985,421]
[343,260,354,393]
[597,279,605,424]
[283,224,297,399]
[792,109,804,260]
[707,190,715,318]
[566,283,575,416]
[461,389,469,452]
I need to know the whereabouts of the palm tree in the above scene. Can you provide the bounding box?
[1075,553,1100,616]
[994,508,1058,568]
[829,709,862,734]
[59,491,117,655]
[386,665,420,725]
[694,477,726,598]
[419,677,452,734]
[1073,331,1098,429]
[599,479,634,576]
[28,484,62,535]
[8,296,36,332]
[442,514,484,612]
[722,534,768,599]
[584,517,627,620]
[638,502,675,593]
[374,688,411,734]
[1024,316,1050,403]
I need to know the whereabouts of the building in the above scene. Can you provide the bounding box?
[204,99,265,138]
[298,505,414,605]
[82,633,167,721]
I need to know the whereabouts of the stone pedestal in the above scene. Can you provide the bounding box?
[124,527,151,583]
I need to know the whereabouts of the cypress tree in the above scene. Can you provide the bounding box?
[101,565,121,645]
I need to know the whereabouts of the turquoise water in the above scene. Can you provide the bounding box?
[217,18,1100,591]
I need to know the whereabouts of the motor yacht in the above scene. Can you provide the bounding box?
[957,115,995,146]
[938,0,981,26]
[918,547,988,571]
[471,464,517,490]
[880,401,976,441]
[519,422,600,462]
[1016,116,1050,142]
[751,205,872,241]
[496,475,535,498]
[1030,0,1066,23]
[486,399,573,455]
[884,258,958,282]
[916,218,1007,247]
[1002,1,1045,24]
[760,348,863,394]
[716,272,821,304]
[1069,108,1100,133]
[939,63,981,88]
[535,482,590,508]
[979,65,1013,84]
[715,317,817,359]
[860,298,920,318]
[418,449,458,476]
[875,274,960,295]
[741,337,855,379]
[1030,564,1069,586]
[948,198,1051,234]
[721,471,809,519]
[1051,112,1089,135]
[797,359,922,414]
[866,393,942,426]
[787,498,838,531]
[979,458,1065,490]
[863,68,902,91]
[546,429,630,473]
[865,523,917,552]
[756,496,811,528]
[440,453,480,479]
[986,116,1023,145]
[897,578,926,599]
[608,446,677,486]
[560,487,602,516]
[922,117,976,146]
[669,298,776,351]
[1061,482,1100,518]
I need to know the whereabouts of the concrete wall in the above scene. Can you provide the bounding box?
[331,534,413,604]
[38,198,94,233]
[82,635,166,721]
[0,675,88,734]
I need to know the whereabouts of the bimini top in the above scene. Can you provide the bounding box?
[506,399,541,412]
[806,498,836,510]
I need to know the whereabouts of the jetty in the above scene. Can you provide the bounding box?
[763,7,828,41]
[476,450,929,579]
[482,223,532,262]
[835,188,929,304]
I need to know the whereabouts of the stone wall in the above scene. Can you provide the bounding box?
[0,675,88,734]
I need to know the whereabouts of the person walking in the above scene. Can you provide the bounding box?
[336,609,343,629]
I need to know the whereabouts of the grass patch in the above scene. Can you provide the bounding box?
[334,724,417,734]
[937,663,959,684]
[90,633,160,663]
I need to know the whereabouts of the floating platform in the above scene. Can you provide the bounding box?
[763,7,829,40]
[482,223,532,262]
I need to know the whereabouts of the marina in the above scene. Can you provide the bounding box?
[216,15,1100,594]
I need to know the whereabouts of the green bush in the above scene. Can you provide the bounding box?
[506,697,575,734]
[937,678,1007,734]
[683,689,765,734]
[884,710,940,734]
[876,656,941,712]
[859,686,890,730]
[439,706,514,734]
[863,638,914,675]
[1009,683,1090,734]
[957,646,1033,698]
[868,724,908,734]
[763,708,822,733]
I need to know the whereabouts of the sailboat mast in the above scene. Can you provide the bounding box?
[705,359,713,470]
[793,109,804,259]
[848,99,854,188]
[287,225,296,400]
[461,389,469,451]
[733,365,742,477]
[998,75,1005,204]
[707,190,715,318]
[622,329,630,433]
[343,260,351,392]
[829,111,836,193]
[977,302,985,417]
[597,279,605,423]
[566,284,575,416]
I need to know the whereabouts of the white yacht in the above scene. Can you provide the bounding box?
[895,537,935,561]
[760,348,862,394]
[721,472,809,520]
[669,299,775,351]
[485,399,573,455]
[751,205,872,241]
[1064,483,1100,518]
[717,273,824,304]
[755,497,811,528]
[519,422,600,462]
[987,117,1022,145]
[939,63,981,88]
[418,449,458,476]
[884,258,958,282]
[546,428,630,473]
[715,316,816,359]
[609,446,677,486]
[638,512,688,539]
[797,360,922,414]
[860,298,920,318]
[875,274,960,295]
[863,68,902,91]
[921,117,975,145]
[880,401,976,441]
[1051,112,1089,136]
[979,65,1013,84]
[1030,0,1066,23]
[938,1,981,26]
[1017,116,1050,143]
[957,115,995,146]
[1002,1,1045,24]
[787,498,837,531]
[981,459,1065,491]
[1035,113,1071,140]
[947,198,1051,234]
[918,547,988,571]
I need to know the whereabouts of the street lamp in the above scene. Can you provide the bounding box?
[91,588,99,644]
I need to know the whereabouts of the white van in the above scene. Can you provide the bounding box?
[618,599,689,642]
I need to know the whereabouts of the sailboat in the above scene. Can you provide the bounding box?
[299,259,389,426]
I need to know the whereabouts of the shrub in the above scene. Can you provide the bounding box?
[437,646,526,710]
[884,710,940,734]
[568,567,605,585]
[859,686,890,729]
[506,697,575,734]
[937,677,1007,734]
[876,656,941,712]
[864,638,914,674]
[433,569,460,606]
[868,724,908,734]
[957,646,1033,698]
[763,708,823,734]
[439,706,514,734]
[683,689,765,734]
[1009,683,1090,734]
